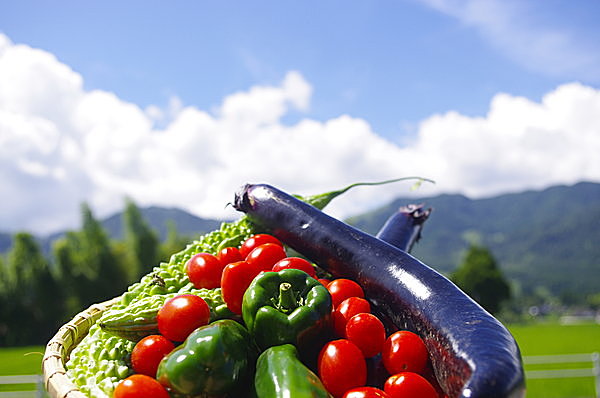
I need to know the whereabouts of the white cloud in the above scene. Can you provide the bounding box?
[408,82,600,195]
[1,33,599,234]
[418,0,600,81]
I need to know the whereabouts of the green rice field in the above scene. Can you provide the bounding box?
[0,346,45,394]
[1,321,599,397]
[509,321,600,398]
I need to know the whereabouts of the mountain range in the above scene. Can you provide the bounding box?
[2,182,599,299]
[346,181,600,299]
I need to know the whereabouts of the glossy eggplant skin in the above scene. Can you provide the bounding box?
[376,203,431,253]
[234,184,525,398]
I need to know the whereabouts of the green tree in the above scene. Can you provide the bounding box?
[53,203,128,316]
[158,220,189,263]
[123,199,159,280]
[451,244,511,315]
[53,233,82,316]
[1,232,63,345]
[587,292,600,310]
[0,254,9,344]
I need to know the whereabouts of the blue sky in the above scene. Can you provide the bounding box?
[4,1,599,140]
[1,1,600,233]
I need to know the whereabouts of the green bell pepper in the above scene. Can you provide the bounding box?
[254,344,331,398]
[242,268,332,350]
[156,319,255,396]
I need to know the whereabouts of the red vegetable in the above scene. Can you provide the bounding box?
[333,296,371,338]
[318,339,367,398]
[113,374,169,398]
[216,246,243,265]
[383,372,438,398]
[220,260,262,315]
[272,257,316,278]
[240,233,283,258]
[328,279,365,309]
[318,278,331,287]
[131,335,175,377]
[343,386,390,398]
[157,295,210,342]
[186,253,225,289]
[245,243,287,271]
[382,331,429,375]
[345,313,386,358]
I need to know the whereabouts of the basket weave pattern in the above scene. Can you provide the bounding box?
[43,297,119,398]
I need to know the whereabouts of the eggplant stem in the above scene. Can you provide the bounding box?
[299,176,435,210]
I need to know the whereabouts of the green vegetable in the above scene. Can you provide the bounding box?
[254,344,331,398]
[242,268,332,350]
[98,286,233,341]
[156,319,255,396]
[65,325,134,398]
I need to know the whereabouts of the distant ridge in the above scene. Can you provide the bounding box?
[0,207,224,254]
[100,206,223,241]
[1,182,599,299]
[346,181,600,298]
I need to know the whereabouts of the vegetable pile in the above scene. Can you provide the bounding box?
[89,231,442,398]
[64,180,524,398]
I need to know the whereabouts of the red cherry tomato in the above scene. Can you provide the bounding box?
[157,294,210,342]
[186,253,225,289]
[382,330,429,375]
[272,257,316,278]
[327,278,365,308]
[343,386,390,398]
[384,372,438,398]
[345,313,386,358]
[220,260,262,315]
[318,339,367,398]
[245,243,287,271]
[114,374,170,398]
[240,234,283,258]
[333,296,371,338]
[216,246,243,265]
[131,335,175,377]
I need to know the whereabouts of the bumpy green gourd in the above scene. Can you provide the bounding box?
[116,217,256,310]
[66,324,134,398]
[98,286,233,341]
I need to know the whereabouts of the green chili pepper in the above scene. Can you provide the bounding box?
[254,344,331,398]
[242,268,332,350]
[156,319,255,396]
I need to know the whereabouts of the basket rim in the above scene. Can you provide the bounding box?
[42,296,120,398]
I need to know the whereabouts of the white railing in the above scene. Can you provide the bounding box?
[0,375,46,398]
[1,355,599,398]
[523,352,600,398]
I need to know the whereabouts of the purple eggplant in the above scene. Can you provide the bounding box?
[376,203,431,253]
[234,183,525,398]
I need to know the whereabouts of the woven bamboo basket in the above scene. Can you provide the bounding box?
[43,297,120,398]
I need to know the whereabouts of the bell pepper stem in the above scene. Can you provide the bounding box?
[278,283,296,313]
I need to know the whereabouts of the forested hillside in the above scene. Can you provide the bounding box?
[347,182,600,300]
